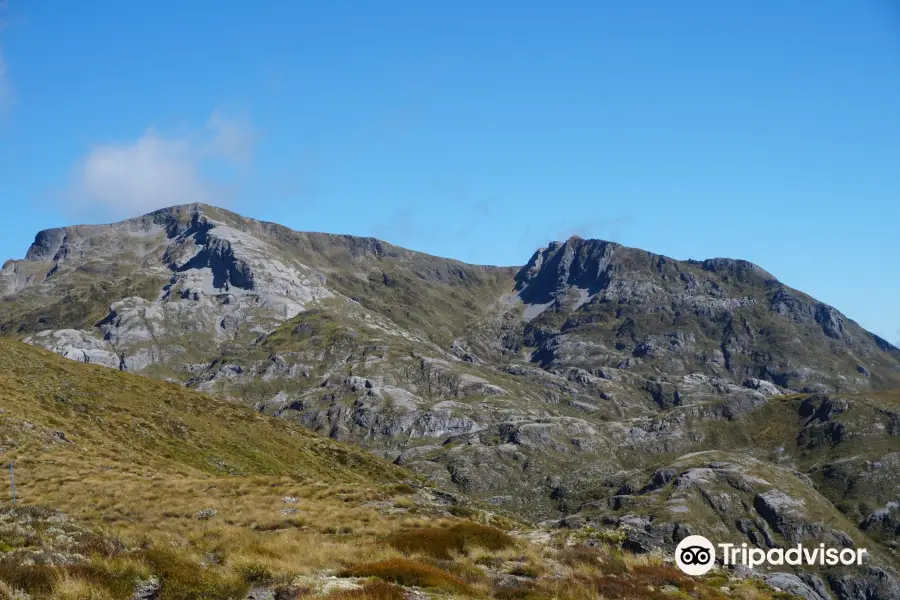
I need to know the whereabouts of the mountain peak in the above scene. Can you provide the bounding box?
[21,203,243,263]
[516,236,781,307]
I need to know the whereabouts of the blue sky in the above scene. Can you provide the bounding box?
[0,1,898,343]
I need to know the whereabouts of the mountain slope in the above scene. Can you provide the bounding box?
[0,336,408,519]
[2,203,900,599]
[0,337,803,600]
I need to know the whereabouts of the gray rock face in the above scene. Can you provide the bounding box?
[753,489,821,544]
[816,303,851,342]
[762,573,830,600]
[25,329,121,369]
[0,260,47,296]
[743,377,784,398]
[860,502,900,538]
[827,568,900,600]
[132,576,161,600]
[25,227,69,261]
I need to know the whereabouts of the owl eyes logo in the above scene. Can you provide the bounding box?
[680,545,711,565]
[675,535,716,575]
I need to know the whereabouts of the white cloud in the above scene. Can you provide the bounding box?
[68,112,256,216]
[73,131,211,214]
[205,110,256,166]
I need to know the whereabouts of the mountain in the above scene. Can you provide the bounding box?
[2,203,900,599]
[0,328,802,600]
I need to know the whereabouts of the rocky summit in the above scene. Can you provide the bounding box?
[3,202,900,599]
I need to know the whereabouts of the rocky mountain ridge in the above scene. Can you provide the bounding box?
[3,203,900,599]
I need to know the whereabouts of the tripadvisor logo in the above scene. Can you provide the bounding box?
[676,535,717,576]
[675,535,869,576]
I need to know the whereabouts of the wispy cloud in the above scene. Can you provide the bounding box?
[370,179,490,248]
[371,208,428,244]
[517,215,636,256]
[205,110,256,166]
[554,215,635,242]
[66,112,257,217]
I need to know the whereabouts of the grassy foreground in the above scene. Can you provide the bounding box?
[0,339,794,599]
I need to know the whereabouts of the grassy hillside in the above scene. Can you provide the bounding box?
[0,336,404,485]
[0,339,794,599]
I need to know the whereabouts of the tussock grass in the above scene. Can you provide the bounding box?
[145,546,249,600]
[340,558,474,595]
[49,576,116,600]
[493,585,543,600]
[324,581,407,600]
[558,545,629,575]
[387,522,514,559]
[0,562,57,597]
[0,581,18,600]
